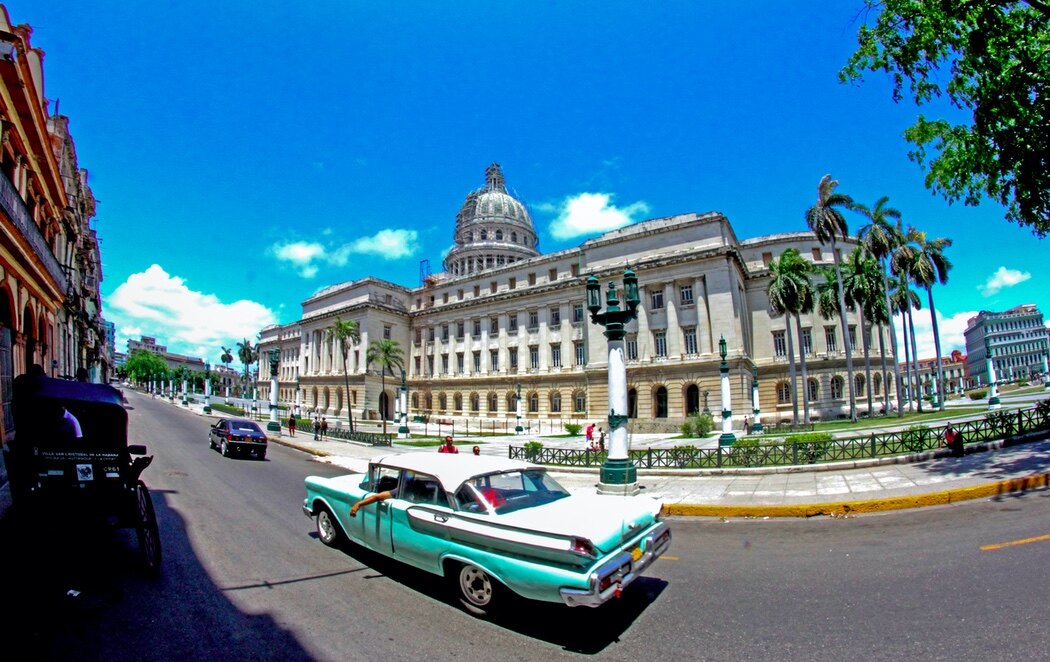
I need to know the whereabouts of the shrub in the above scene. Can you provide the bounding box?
[671,444,698,468]
[564,423,582,436]
[679,420,694,437]
[902,425,931,453]
[967,389,988,400]
[210,402,245,416]
[787,432,833,464]
[690,413,714,437]
[730,437,762,467]
[523,440,544,461]
[985,410,1015,437]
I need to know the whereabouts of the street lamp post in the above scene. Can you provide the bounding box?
[398,368,409,439]
[718,336,737,446]
[986,339,1001,410]
[515,383,523,434]
[266,349,281,431]
[750,364,763,434]
[295,375,301,418]
[203,362,212,414]
[1043,351,1050,389]
[586,267,641,495]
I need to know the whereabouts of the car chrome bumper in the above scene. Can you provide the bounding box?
[559,521,671,607]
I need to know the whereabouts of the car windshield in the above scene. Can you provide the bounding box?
[455,469,569,515]
[231,422,262,434]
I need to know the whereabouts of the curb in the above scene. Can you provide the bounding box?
[661,472,1050,518]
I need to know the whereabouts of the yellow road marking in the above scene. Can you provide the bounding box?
[660,555,680,561]
[980,533,1050,551]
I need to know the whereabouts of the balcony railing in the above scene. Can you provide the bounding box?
[0,172,67,290]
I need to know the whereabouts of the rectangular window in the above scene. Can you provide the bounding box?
[825,327,837,352]
[456,322,464,340]
[473,319,481,337]
[473,285,480,297]
[509,314,518,333]
[441,355,449,375]
[683,328,698,355]
[458,289,464,301]
[811,247,821,261]
[530,346,539,369]
[509,348,518,370]
[650,289,664,310]
[680,285,694,306]
[654,331,667,358]
[414,328,422,345]
[490,317,499,335]
[427,356,434,375]
[627,336,638,361]
[773,330,787,358]
[490,349,499,372]
[528,273,536,286]
[528,311,539,330]
[801,327,812,356]
[848,325,857,351]
[572,303,584,324]
[428,327,435,342]
[551,343,562,368]
[442,292,449,304]
[442,324,449,341]
[509,277,516,289]
[549,307,561,327]
[414,356,421,374]
[575,341,585,366]
[457,353,464,373]
[383,325,391,340]
[490,281,497,294]
[473,351,481,373]
[549,268,558,281]
[762,252,773,267]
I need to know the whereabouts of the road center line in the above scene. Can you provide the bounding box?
[980,533,1050,551]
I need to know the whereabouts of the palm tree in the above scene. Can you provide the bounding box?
[236,338,255,379]
[805,174,858,422]
[366,339,405,436]
[907,231,953,410]
[889,274,923,412]
[855,196,905,417]
[841,247,883,417]
[767,250,802,425]
[864,287,892,416]
[221,346,234,370]
[327,317,361,433]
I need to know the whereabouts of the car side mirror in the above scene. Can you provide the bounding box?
[128,444,148,456]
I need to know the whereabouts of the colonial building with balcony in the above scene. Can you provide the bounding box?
[0,7,108,439]
[257,164,893,432]
[964,304,1050,386]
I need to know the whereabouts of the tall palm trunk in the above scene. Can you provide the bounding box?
[794,313,811,425]
[926,287,946,410]
[860,312,873,417]
[786,321,799,426]
[877,323,889,415]
[880,260,904,416]
[900,310,913,412]
[830,236,857,421]
[907,307,923,413]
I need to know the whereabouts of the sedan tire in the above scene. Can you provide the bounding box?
[315,506,345,547]
[221,440,229,457]
[453,562,505,617]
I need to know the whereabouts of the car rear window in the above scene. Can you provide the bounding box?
[231,422,261,433]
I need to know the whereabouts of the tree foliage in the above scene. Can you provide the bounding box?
[124,349,168,385]
[841,1,1050,234]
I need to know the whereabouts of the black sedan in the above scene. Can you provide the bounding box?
[209,418,268,459]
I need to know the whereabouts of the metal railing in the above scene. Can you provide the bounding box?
[0,172,67,290]
[327,427,392,446]
[509,404,1050,470]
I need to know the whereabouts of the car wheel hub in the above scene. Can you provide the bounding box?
[460,566,492,606]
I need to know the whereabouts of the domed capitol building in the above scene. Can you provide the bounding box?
[257,164,889,431]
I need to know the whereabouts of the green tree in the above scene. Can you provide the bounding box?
[841,247,883,417]
[327,317,360,433]
[900,229,954,410]
[221,346,234,370]
[236,339,256,380]
[889,274,923,412]
[805,174,858,422]
[855,196,906,416]
[366,339,405,436]
[124,350,168,390]
[841,1,1050,234]
[767,248,815,425]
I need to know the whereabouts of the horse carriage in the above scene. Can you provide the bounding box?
[4,373,161,571]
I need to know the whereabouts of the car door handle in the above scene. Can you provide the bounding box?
[434,514,448,523]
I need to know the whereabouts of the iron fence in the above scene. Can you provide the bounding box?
[509,402,1050,469]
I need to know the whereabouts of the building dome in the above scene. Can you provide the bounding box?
[443,163,540,277]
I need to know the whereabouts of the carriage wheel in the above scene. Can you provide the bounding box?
[135,481,162,573]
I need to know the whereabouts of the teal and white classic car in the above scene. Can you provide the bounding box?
[302,452,671,616]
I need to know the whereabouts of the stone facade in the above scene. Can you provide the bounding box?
[257,166,895,431]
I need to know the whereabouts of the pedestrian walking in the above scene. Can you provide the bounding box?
[597,426,605,452]
[313,416,321,440]
[320,417,328,439]
[438,436,459,454]
[744,417,751,435]
[288,415,296,437]
[585,422,595,446]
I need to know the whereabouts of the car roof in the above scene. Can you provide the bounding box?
[369,452,540,489]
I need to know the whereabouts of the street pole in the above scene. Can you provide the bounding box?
[266,349,281,431]
[515,383,523,434]
[295,376,301,418]
[586,268,641,495]
[203,362,212,414]
[398,368,409,439]
[986,339,1001,410]
[750,364,763,434]
[718,336,736,446]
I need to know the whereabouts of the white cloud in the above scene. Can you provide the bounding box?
[106,264,278,364]
[547,192,650,240]
[980,266,1031,297]
[892,308,976,361]
[270,229,419,278]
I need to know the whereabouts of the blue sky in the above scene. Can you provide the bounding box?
[9,1,1048,366]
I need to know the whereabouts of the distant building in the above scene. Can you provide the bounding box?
[964,304,1049,385]
[899,354,968,399]
[257,163,894,429]
[126,336,205,375]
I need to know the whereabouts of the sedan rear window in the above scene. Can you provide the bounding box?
[456,469,569,515]
[231,422,262,434]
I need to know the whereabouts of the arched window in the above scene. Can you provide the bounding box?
[628,388,637,418]
[831,376,845,400]
[550,391,561,413]
[439,393,447,410]
[777,381,791,404]
[654,386,668,418]
[425,393,432,410]
[854,374,866,397]
[495,229,503,240]
[454,393,463,411]
[489,392,499,412]
[511,232,518,243]
[873,373,882,396]
[685,384,700,415]
[412,393,419,409]
[470,392,479,412]
[528,391,539,413]
[480,230,487,240]
[574,391,586,413]
[807,378,819,402]
[506,392,516,412]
